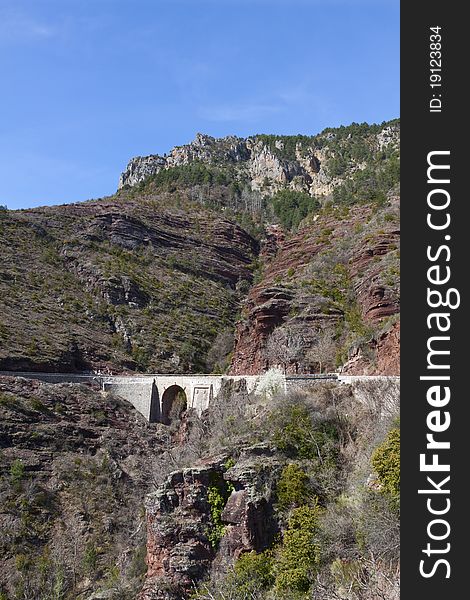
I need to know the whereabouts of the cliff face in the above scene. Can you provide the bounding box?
[118,124,399,201]
[230,199,400,376]
[119,133,311,193]
[140,446,283,600]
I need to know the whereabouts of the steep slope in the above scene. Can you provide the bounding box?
[230,199,400,375]
[0,119,400,375]
[137,378,400,600]
[0,376,165,599]
[0,198,258,373]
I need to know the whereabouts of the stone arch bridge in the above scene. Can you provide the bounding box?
[100,374,262,423]
[0,371,397,423]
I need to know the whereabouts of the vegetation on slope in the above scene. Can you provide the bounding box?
[0,377,166,600]
[0,119,399,377]
[0,374,400,599]
[0,198,258,374]
[122,119,399,233]
[188,376,400,600]
[232,199,400,376]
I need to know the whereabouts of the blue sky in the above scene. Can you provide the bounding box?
[0,0,399,209]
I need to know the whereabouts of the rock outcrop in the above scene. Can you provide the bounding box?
[140,446,282,599]
[230,201,400,376]
[342,320,400,375]
[118,123,400,201]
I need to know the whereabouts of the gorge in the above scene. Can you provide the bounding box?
[0,120,400,599]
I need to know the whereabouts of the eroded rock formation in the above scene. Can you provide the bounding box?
[230,201,400,376]
[118,124,399,200]
[140,446,282,599]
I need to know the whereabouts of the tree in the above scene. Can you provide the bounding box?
[306,328,337,373]
[265,325,306,374]
[270,190,320,230]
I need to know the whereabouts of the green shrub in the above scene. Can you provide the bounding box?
[30,397,50,413]
[270,190,320,230]
[224,457,235,470]
[275,503,322,593]
[227,550,275,596]
[330,558,363,594]
[128,543,148,579]
[383,212,397,222]
[206,480,234,549]
[272,404,338,461]
[333,153,400,206]
[10,460,25,484]
[15,553,31,572]
[255,134,315,161]
[276,464,311,510]
[91,410,107,425]
[131,345,151,371]
[371,428,400,508]
[0,392,16,407]
[270,404,341,500]
[83,542,98,573]
[272,405,315,458]
[145,163,232,191]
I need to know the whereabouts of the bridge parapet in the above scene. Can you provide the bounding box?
[285,373,338,391]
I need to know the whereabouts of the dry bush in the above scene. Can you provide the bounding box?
[313,558,399,600]
[183,380,400,600]
[349,378,400,419]
[206,329,235,374]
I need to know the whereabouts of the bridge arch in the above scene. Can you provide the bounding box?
[161,385,187,425]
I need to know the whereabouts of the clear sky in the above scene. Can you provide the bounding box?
[0,0,399,209]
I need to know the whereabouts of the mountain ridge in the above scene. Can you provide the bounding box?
[118,121,399,203]
[0,119,400,376]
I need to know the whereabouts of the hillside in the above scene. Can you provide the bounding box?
[0,120,400,376]
[1,119,400,600]
[0,376,164,599]
[231,200,400,376]
[0,375,400,600]
[0,200,258,373]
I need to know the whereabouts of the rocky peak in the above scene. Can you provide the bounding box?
[118,133,251,189]
[118,132,318,196]
[118,155,166,189]
[118,121,399,204]
[193,132,215,147]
